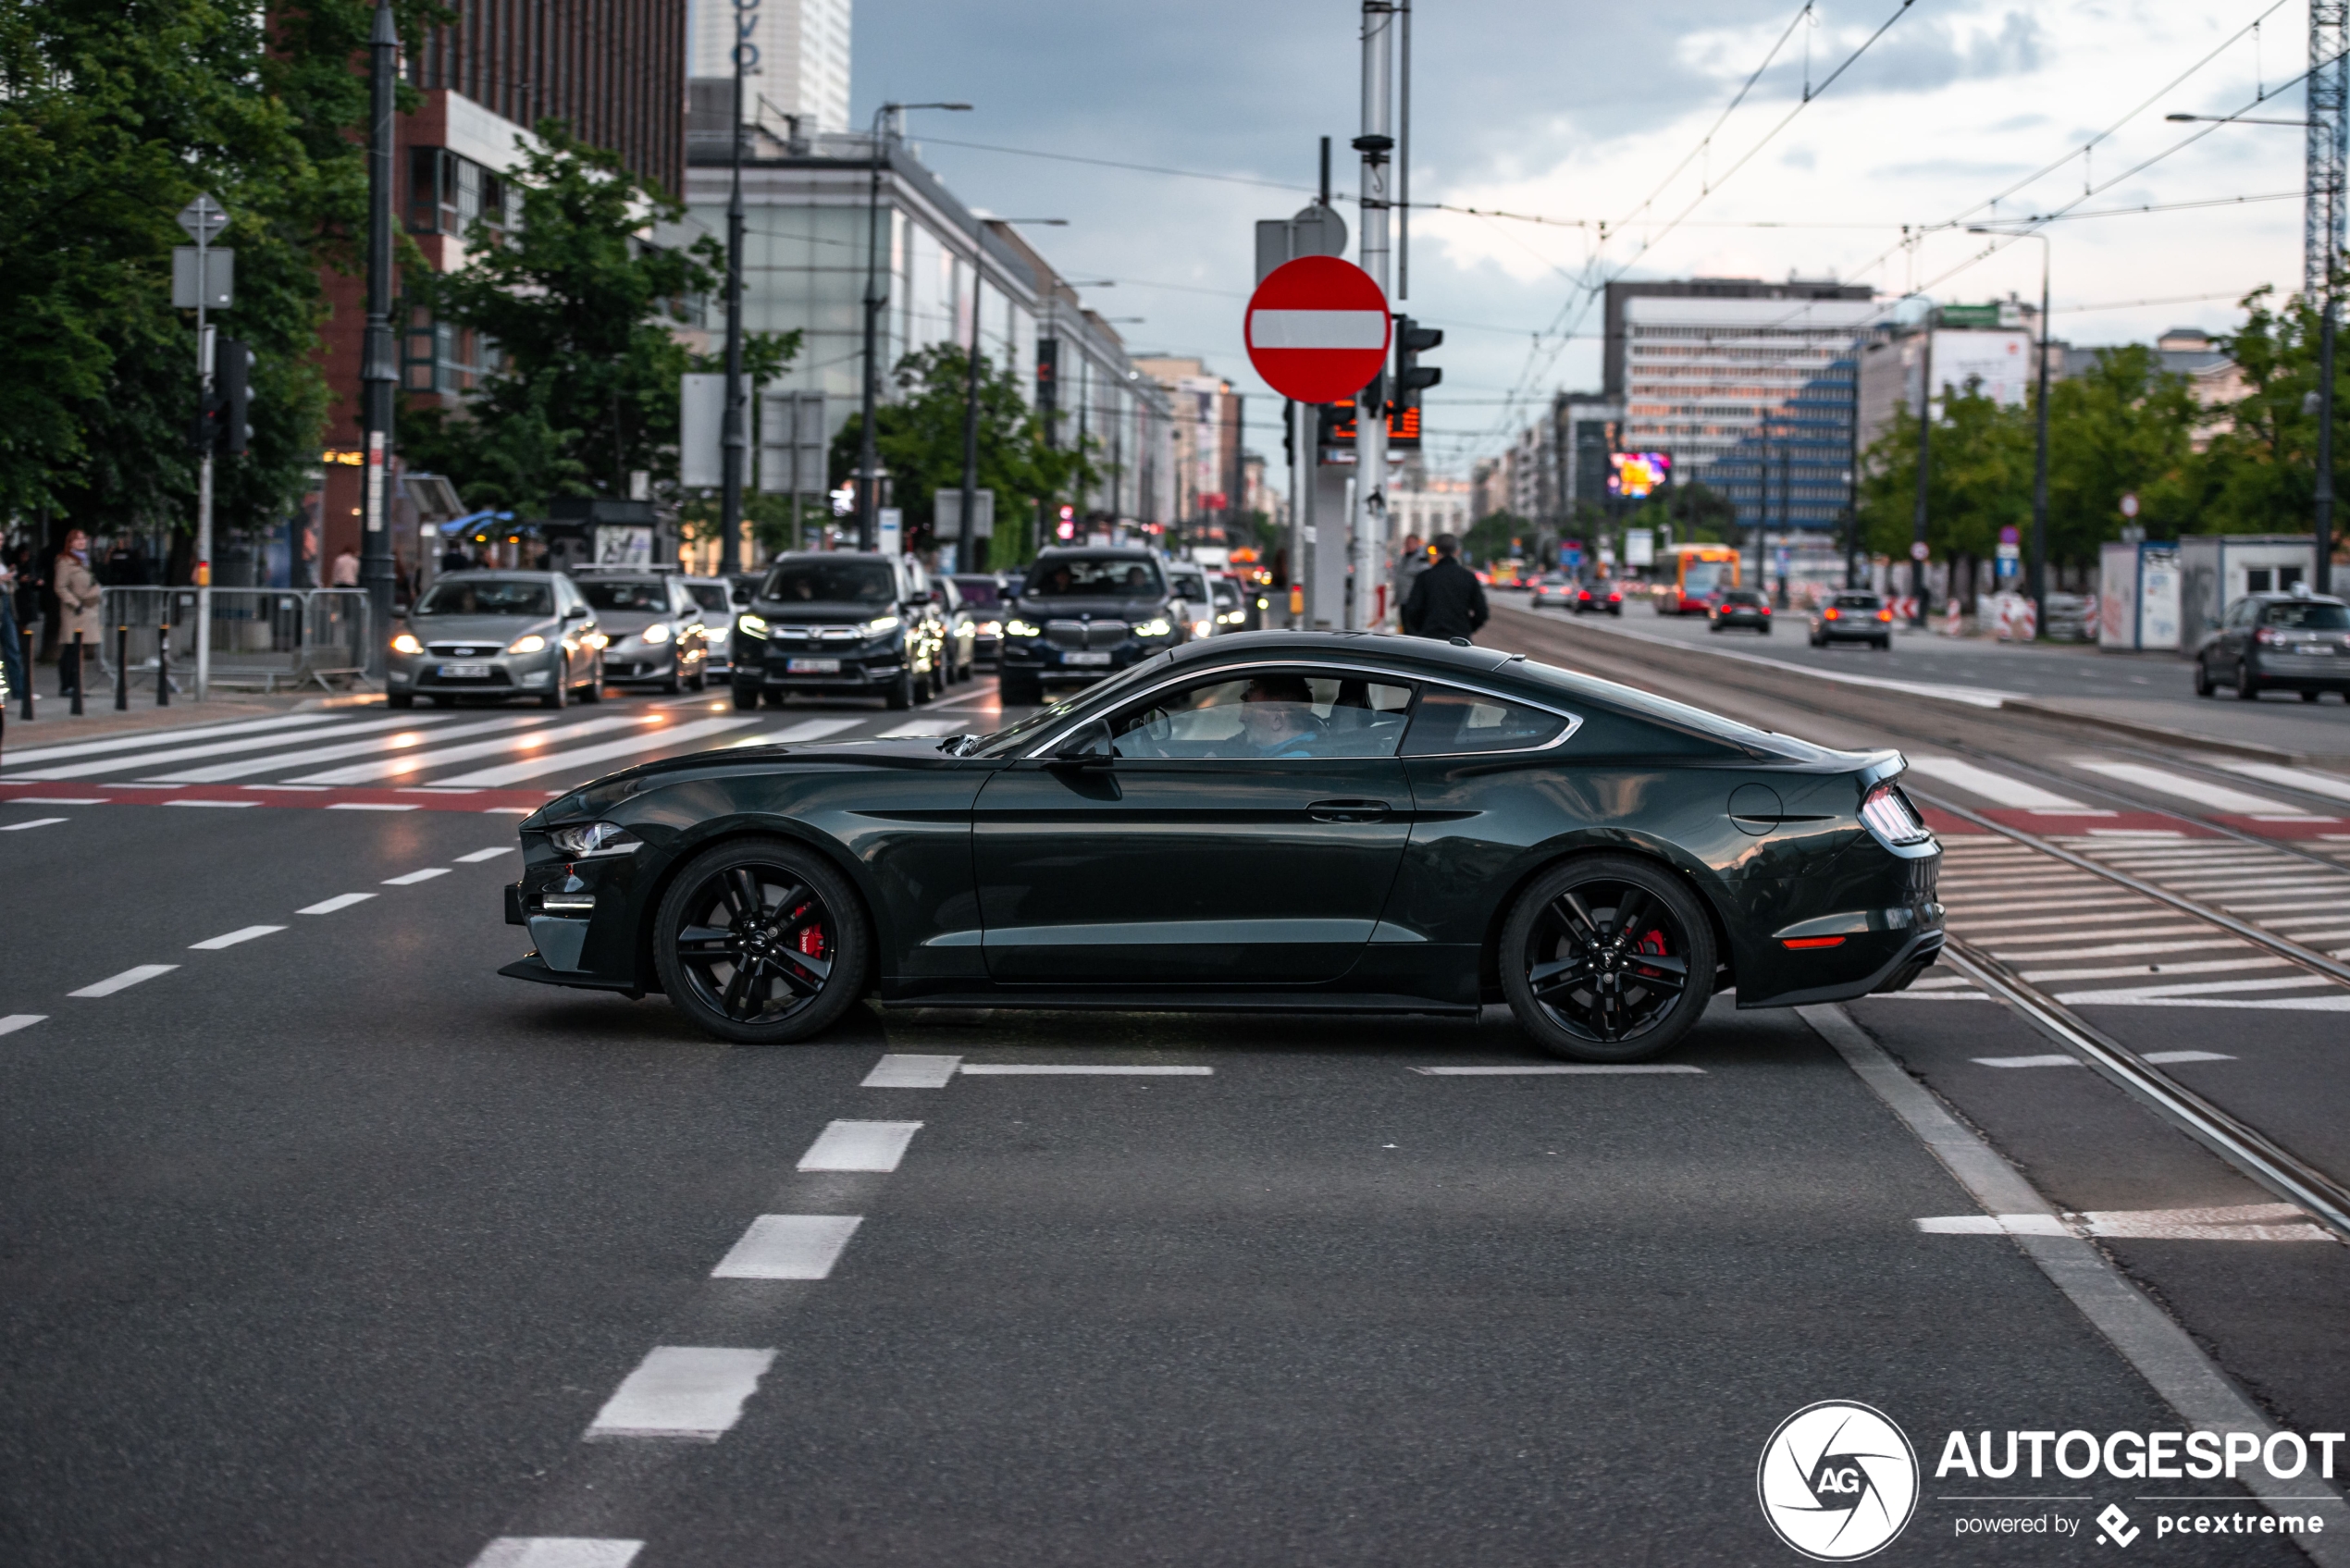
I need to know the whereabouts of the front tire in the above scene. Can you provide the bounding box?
[388,691,414,710]
[652,837,869,1045]
[885,666,915,710]
[2195,659,2215,698]
[540,660,569,710]
[1500,854,1717,1063]
[732,679,761,712]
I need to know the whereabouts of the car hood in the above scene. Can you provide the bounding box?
[1011,595,1168,618]
[406,613,561,645]
[528,735,980,826]
[597,611,671,636]
[753,599,900,624]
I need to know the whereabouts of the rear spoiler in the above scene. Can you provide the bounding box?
[1857,749,1908,792]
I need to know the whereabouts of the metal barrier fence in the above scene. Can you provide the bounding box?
[101,586,373,696]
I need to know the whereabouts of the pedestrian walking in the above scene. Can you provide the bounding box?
[53,528,105,696]
[1400,533,1490,644]
[1392,533,1430,628]
[330,547,360,587]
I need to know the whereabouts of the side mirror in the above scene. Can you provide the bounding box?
[1047,719,1116,769]
[563,604,588,620]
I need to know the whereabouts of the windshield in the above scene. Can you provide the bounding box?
[1835,595,1882,610]
[1721,589,1764,605]
[970,652,1180,757]
[763,560,896,605]
[951,576,1002,608]
[684,582,732,613]
[1021,557,1167,599]
[1169,570,1207,599]
[578,580,670,613]
[414,579,552,617]
[2263,601,2350,629]
[1683,560,1732,597]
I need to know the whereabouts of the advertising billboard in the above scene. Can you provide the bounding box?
[1931,328,2033,408]
[1609,451,1671,500]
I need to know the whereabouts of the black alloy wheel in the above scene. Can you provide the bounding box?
[652,838,868,1044]
[1500,854,1717,1063]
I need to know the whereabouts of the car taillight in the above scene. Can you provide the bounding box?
[1760,606,1772,615]
[1860,780,1932,849]
[1823,608,1839,621]
[1876,610,1893,622]
[2256,627,2279,645]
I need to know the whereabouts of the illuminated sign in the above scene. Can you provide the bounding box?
[1609,451,1671,499]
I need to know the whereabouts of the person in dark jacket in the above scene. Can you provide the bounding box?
[1401,534,1489,642]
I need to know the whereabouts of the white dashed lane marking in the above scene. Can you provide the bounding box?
[861,1054,960,1088]
[326,801,419,812]
[1920,1204,2332,1241]
[797,1119,922,1172]
[68,965,179,998]
[1,817,66,831]
[162,798,256,809]
[297,893,376,915]
[188,925,285,951]
[1412,1064,1709,1076]
[382,868,450,886]
[1973,1050,2235,1068]
[957,1064,1214,1076]
[585,1347,776,1441]
[469,1541,643,1568]
[0,1014,48,1037]
[456,846,516,863]
[710,1215,863,1280]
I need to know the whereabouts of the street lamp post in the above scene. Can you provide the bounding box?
[359,0,399,683]
[858,100,970,553]
[1910,303,1935,624]
[1970,227,2052,636]
[719,23,750,574]
[959,216,1059,574]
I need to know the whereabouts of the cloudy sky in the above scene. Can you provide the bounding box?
[853,0,2312,479]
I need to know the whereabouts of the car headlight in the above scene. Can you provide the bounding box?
[1006,618,1042,637]
[1192,619,1212,638]
[1134,617,1173,638]
[507,634,547,655]
[544,821,641,858]
[641,623,672,645]
[737,612,768,638]
[390,632,422,655]
[859,614,901,637]
[978,620,1002,636]
[586,631,610,649]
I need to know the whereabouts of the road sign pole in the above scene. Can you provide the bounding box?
[1352,2,1395,632]
[1292,399,1311,628]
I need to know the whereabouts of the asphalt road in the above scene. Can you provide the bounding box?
[4,658,2345,1565]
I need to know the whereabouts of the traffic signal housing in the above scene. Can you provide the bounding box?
[1395,316,1442,409]
[190,339,254,457]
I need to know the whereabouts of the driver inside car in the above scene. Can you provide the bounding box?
[1236,673,1321,757]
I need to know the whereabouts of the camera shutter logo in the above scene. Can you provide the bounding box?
[1757,1401,1919,1561]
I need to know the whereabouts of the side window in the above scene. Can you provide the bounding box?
[1107,672,1414,760]
[1400,685,1572,757]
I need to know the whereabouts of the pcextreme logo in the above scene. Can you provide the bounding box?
[1758,1401,1921,1561]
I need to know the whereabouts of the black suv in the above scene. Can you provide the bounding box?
[998,548,1190,706]
[2195,590,2350,701]
[731,552,947,710]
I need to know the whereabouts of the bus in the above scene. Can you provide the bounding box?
[1655,545,1741,615]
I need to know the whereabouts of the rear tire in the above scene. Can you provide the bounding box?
[652,837,870,1045]
[1501,854,1716,1063]
[2236,662,2261,700]
[388,692,414,710]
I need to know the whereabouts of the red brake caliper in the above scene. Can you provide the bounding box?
[1634,925,1668,977]
[796,903,827,958]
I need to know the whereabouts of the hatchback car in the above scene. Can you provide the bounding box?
[1576,583,1625,616]
[1709,588,1774,634]
[732,552,946,710]
[1528,574,1577,610]
[1809,591,1895,650]
[499,632,1945,1063]
[388,571,604,709]
[574,570,709,693]
[998,548,1185,706]
[2195,590,2350,700]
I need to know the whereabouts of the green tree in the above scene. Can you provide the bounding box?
[2193,288,2350,542]
[0,0,443,547]
[829,344,1094,569]
[1858,380,2034,569]
[402,118,797,514]
[2041,343,2201,562]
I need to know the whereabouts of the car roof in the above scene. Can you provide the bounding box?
[436,570,564,581]
[773,550,897,563]
[2248,591,2346,604]
[1032,546,1157,561]
[1160,629,1513,680]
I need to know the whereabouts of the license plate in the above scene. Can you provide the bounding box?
[786,657,841,673]
[2292,645,2335,656]
[1063,650,1112,666]
[440,662,492,679]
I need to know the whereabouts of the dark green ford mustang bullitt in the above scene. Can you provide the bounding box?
[501,632,1943,1062]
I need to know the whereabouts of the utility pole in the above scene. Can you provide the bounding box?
[359,0,399,682]
[2310,0,2346,594]
[1351,2,1395,633]
[1910,315,1934,623]
[178,192,227,702]
[2030,238,2052,632]
[719,16,750,574]
[858,100,969,553]
[959,252,983,574]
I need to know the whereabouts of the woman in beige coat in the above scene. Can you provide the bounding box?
[53,528,105,693]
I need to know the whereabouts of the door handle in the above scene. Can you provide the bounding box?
[1308,798,1393,823]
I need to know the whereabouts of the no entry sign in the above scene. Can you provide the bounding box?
[1244,255,1391,403]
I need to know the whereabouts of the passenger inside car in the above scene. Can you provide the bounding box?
[1108,673,1415,759]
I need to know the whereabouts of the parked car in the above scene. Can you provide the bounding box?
[1709,588,1774,635]
[2195,589,2350,700]
[732,552,946,710]
[679,579,740,675]
[388,571,604,710]
[1809,590,1895,650]
[571,569,709,692]
[500,631,1946,1060]
[950,574,1008,665]
[997,547,1185,706]
[1528,574,1577,610]
[1576,582,1624,616]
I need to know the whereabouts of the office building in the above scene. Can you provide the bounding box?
[687,0,851,136]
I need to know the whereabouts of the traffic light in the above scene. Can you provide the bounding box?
[189,339,254,457]
[1394,316,1442,409]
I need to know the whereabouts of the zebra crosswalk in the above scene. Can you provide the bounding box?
[1899,833,2350,1013]
[0,698,1001,815]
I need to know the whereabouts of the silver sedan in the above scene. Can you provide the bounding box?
[388,572,605,710]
